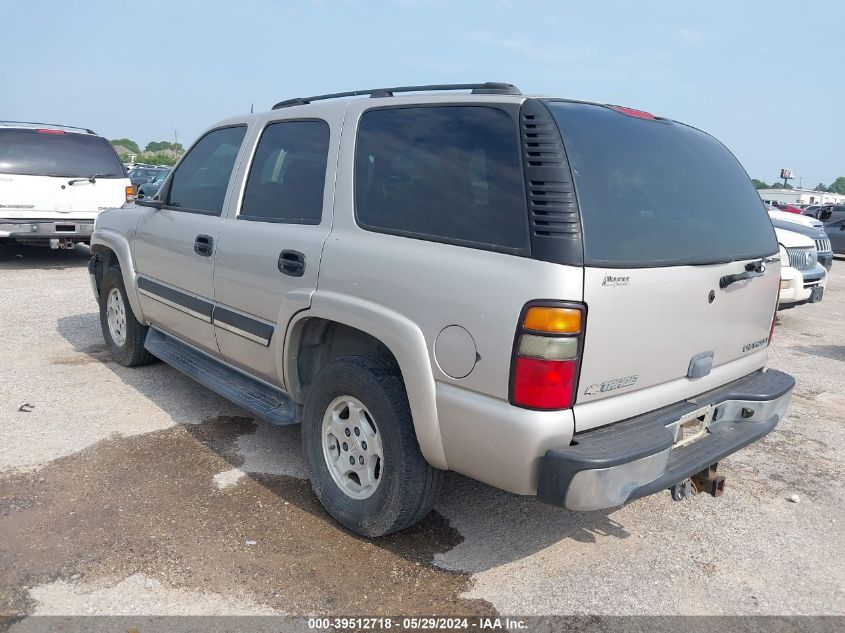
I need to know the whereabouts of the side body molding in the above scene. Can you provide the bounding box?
[90,228,146,323]
[283,291,448,470]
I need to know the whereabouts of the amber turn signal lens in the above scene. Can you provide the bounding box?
[125,185,135,201]
[523,307,581,333]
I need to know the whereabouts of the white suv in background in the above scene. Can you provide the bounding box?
[0,121,133,249]
[775,226,826,307]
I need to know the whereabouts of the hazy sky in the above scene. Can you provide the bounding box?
[2,0,842,186]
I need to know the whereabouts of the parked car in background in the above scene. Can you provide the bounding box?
[769,210,833,270]
[89,83,795,536]
[774,226,826,308]
[0,121,133,248]
[776,203,804,215]
[826,218,845,255]
[136,169,170,199]
[815,204,845,224]
[802,205,822,217]
[128,167,165,189]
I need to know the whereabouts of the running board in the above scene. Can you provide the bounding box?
[144,328,300,426]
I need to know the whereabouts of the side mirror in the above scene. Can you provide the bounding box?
[136,198,164,210]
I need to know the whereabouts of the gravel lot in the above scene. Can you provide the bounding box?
[1,243,843,622]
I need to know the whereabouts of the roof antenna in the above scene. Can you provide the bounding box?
[250,103,254,114]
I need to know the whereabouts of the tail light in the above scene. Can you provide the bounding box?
[125,185,135,202]
[510,303,586,410]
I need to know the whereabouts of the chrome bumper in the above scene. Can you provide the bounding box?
[0,220,95,239]
[537,369,795,511]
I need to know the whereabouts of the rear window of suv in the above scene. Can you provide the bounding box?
[355,106,529,252]
[548,102,778,267]
[0,129,124,179]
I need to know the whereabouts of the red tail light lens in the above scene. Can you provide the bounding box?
[510,302,585,410]
[513,357,576,409]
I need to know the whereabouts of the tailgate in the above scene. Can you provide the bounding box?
[575,261,779,429]
[0,173,128,219]
[544,101,781,431]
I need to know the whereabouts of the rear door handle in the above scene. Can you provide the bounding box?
[194,234,214,257]
[278,250,305,276]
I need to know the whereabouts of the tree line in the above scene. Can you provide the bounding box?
[752,177,845,195]
[109,138,185,166]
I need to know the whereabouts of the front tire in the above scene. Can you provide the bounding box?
[99,266,155,366]
[302,355,441,537]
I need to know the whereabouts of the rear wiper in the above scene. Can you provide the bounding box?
[719,260,766,289]
[67,173,112,185]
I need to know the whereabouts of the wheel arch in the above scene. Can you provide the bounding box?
[283,291,448,470]
[90,229,145,322]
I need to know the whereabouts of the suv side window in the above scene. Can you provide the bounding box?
[355,106,528,252]
[239,120,330,224]
[166,125,247,215]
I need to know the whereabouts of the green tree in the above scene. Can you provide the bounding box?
[814,183,828,192]
[751,179,769,189]
[142,152,178,166]
[110,138,140,154]
[828,177,845,195]
[144,141,184,153]
[117,152,132,164]
[144,141,167,152]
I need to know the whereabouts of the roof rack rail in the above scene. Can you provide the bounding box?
[271,82,521,110]
[0,121,96,134]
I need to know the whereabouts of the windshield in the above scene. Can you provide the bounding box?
[547,102,778,267]
[154,170,170,182]
[0,129,124,178]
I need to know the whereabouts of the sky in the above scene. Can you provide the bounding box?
[2,0,843,187]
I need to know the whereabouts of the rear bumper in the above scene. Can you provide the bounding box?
[536,369,795,510]
[0,220,95,240]
[778,265,826,305]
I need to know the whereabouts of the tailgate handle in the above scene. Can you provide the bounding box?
[719,261,765,289]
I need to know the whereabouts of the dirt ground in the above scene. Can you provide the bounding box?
[1,243,843,624]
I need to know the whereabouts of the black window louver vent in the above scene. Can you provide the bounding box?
[519,100,583,266]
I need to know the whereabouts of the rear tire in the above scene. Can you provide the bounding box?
[99,266,155,367]
[302,355,441,537]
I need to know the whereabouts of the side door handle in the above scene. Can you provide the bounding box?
[194,234,214,257]
[278,250,305,277]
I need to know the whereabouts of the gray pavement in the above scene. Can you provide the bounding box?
[1,243,842,619]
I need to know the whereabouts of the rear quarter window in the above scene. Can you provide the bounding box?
[548,102,778,267]
[354,105,529,253]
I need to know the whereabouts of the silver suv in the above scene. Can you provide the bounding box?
[90,83,795,537]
